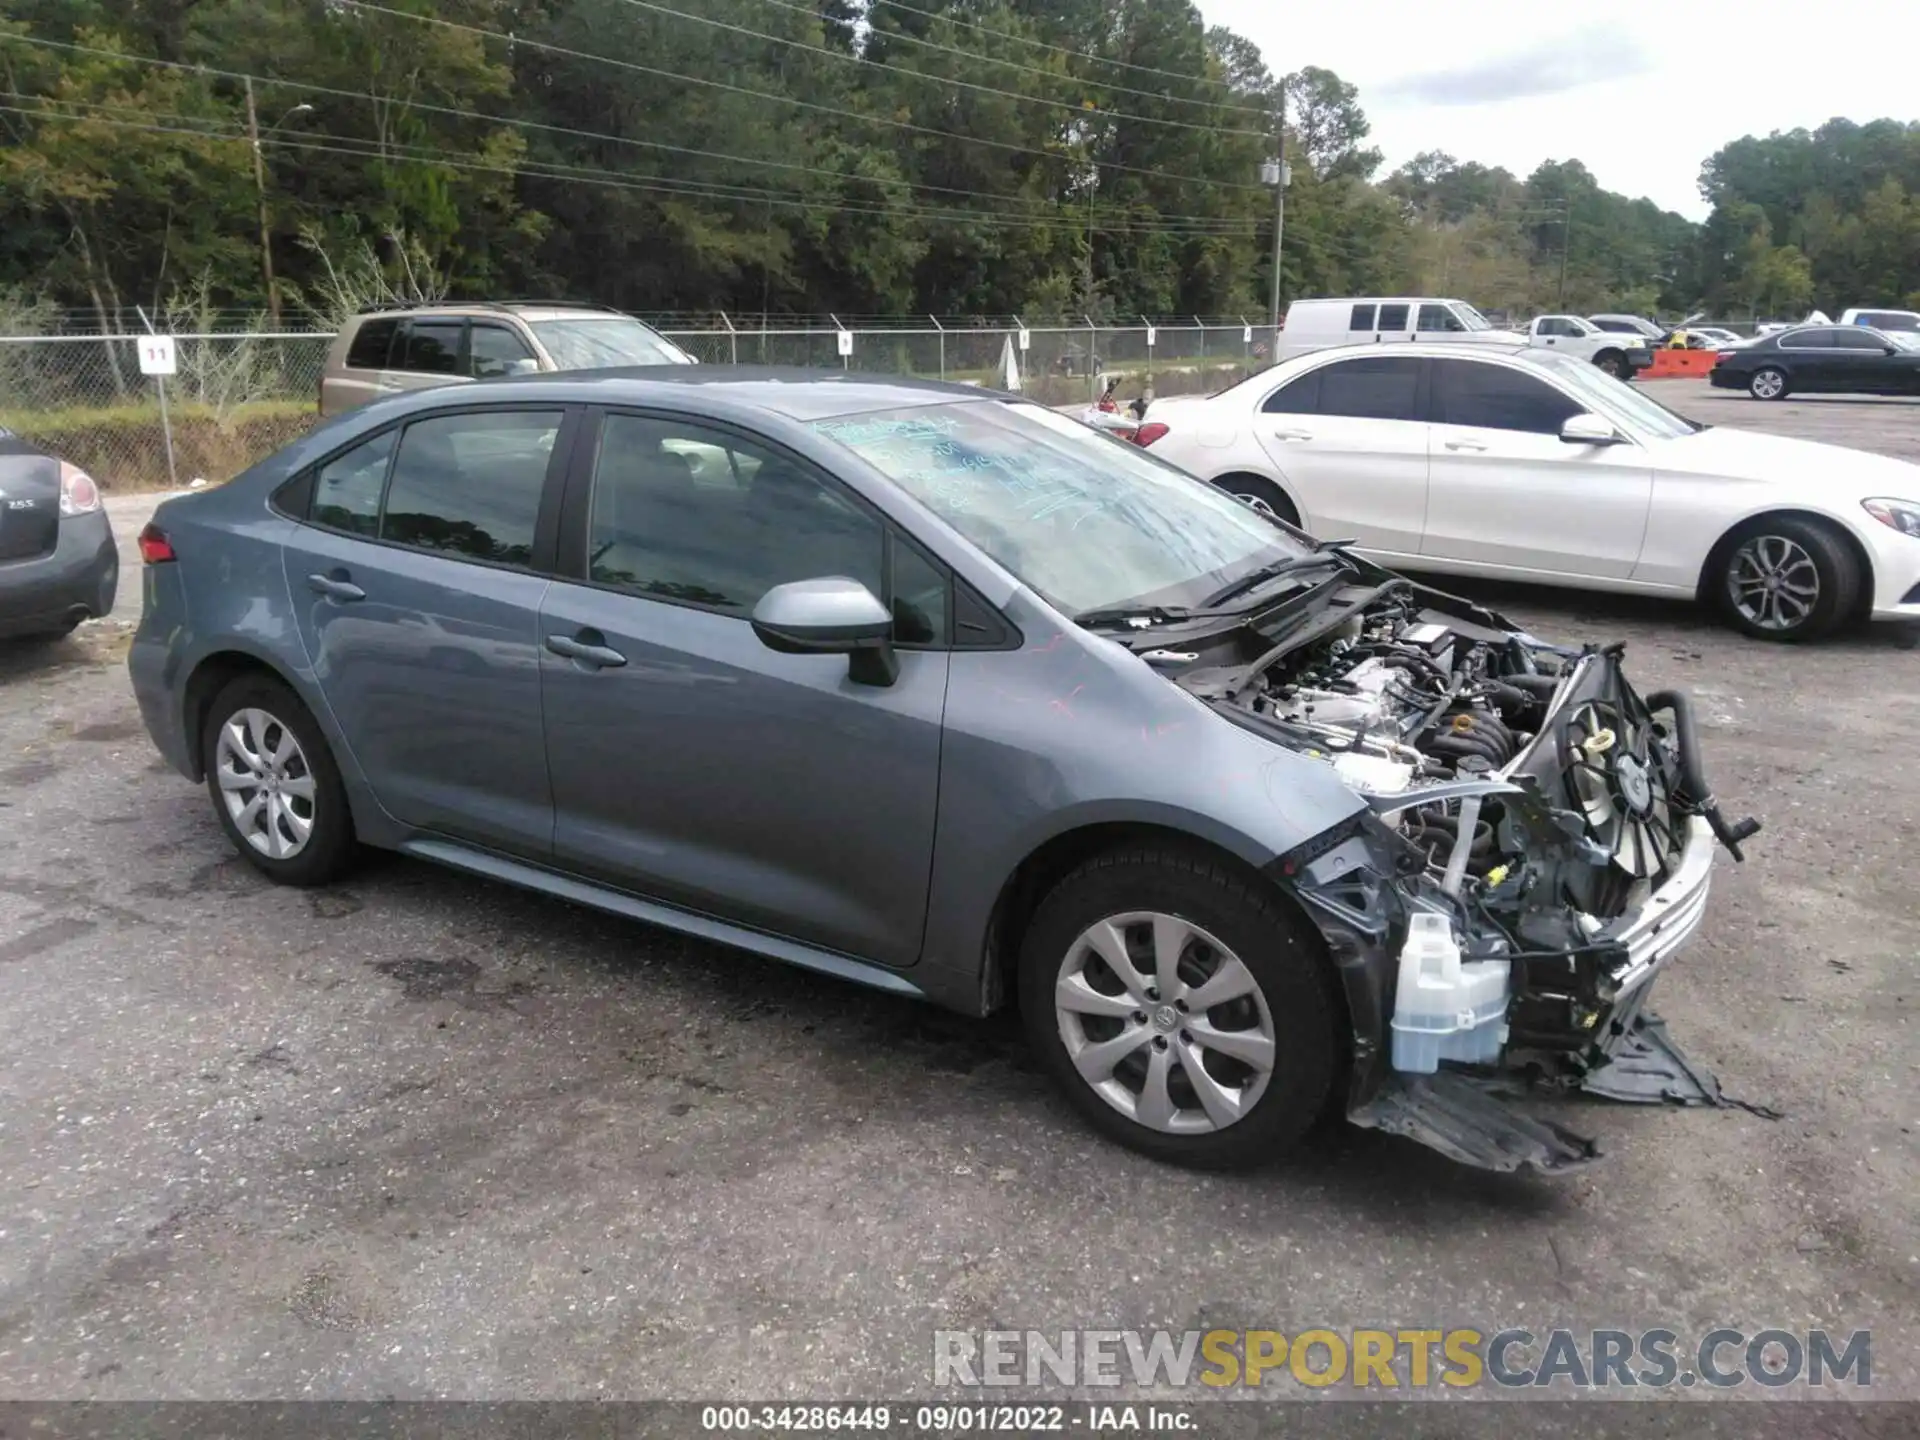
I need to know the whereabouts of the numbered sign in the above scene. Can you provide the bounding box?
[1145,326,1157,348]
[138,336,177,376]
[835,329,854,358]
[1017,326,1031,352]
[1243,324,1253,343]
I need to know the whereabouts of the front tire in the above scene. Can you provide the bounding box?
[1018,847,1339,1170]
[1748,366,1789,401]
[1593,350,1629,379]
[1714,517,1860,642]
[201,674,357,884]
[1213,473,1300,527]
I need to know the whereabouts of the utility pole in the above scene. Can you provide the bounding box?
[1268,87,1287,334]
[244,77,279,327]
[1557,199,1571,310]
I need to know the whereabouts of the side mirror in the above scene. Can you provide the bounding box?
[1560,413,1626,446]
[751,577,898,686]
[504,357,540,376]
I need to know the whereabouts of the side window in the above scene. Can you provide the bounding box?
[1782,329,1833,349]
[1261,370,1321,414]
[1433,360,1584,434]
[395,319,464,376]
[1376,303,1410,333]
[1832,329,1885,350]
[1417,304,1463,333]
[1314,357,1424,421]
[468,323,536,379]
[311,430,395,536]
[890,535,950,646]
[1348,303,1377,332]
[587,413,883,613]
[1541,318,1576,338]
[344,318,398,371]
[380,410,561,566]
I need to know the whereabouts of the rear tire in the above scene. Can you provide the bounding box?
[1018,847,1340,1170]
[1748,366,1789,401]
[1213,473,1300,527]
[1712,516,1860,642]
[200,674,357,885]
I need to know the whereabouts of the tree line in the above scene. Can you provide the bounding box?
[2,0,1917,335]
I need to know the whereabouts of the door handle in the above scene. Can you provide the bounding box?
[1270,428,1313,442]
[306,572,365,602]
[1443,439,1489,452]
[546,632,628,669]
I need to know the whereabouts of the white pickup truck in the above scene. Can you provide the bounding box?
[1526,315,1654,379]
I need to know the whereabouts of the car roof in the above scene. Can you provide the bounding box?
[351,301,634,322]
[1287,339,1532,363]
[400,364,1007,421]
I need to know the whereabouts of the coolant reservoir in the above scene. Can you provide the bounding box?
[1390,913,1511,1073]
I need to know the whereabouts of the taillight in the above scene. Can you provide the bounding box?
[1715,350,1735,362]
[1132,421,1170,447]
[57,460,101,515]
[137,522,176,564]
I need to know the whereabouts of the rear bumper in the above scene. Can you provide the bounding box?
[0,508,118,638]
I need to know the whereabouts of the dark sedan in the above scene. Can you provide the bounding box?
[0,428,119,640]
[1710,324,1920,400]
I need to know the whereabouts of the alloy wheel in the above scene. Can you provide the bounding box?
[1750,369,1785,400]
[1728,534,1820,632]
[214,707,317,859]
[1233,491,1276,516]
[1054,911,1276,1135]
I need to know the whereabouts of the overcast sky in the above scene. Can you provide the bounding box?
[1196,0,1920,218]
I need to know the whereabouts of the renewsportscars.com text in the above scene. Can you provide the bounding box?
[933,1327,1872,1391]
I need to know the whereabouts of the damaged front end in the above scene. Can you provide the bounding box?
[1165,575,1761,1173]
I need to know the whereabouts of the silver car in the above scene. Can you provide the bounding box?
[128,369,1758,1172]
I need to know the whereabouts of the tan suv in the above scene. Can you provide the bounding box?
[318,302,695,416]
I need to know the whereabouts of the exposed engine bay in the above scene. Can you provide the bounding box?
[1134,571,1763,1171]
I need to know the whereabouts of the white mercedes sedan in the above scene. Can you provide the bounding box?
[1138,342,1920,641]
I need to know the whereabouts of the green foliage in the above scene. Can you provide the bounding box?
[0,3,1914,326]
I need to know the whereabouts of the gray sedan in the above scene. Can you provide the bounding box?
[127,369,1757,1172]
[0,428,118,640]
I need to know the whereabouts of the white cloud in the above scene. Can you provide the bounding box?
[1196,0,1920,218]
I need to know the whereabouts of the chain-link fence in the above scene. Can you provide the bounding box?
[0,320,1275,490]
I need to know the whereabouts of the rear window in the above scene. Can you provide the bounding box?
[396,319,464,376]
[344,318,399,371]
[1348,303,1377,331]
[1377,304,1409,332]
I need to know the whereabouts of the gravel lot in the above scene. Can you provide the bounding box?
[1,381,1915,1406]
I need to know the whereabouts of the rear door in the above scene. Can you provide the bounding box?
[535,408,949,968]
[1776,328,1835,390]
[1253,354,1430,556]
[279,404,575,853]
[321,317,401,415]
[1422,358,1652,579]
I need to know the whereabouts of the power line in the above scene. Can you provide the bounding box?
[612,0,1268,137]
[747,0,1271,121]
[2,33,1252,227]
[869,0,1263,89]
[328,0,1269,193]
[0,99,1258,238]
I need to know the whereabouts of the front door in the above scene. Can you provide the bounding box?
[1254,354,1430,556]
[280,405,570,853]
[1421,358,1652,579]
[537,410,948,969]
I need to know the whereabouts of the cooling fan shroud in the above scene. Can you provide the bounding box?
[1561,698,1682,888]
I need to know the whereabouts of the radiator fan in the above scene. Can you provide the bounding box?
[1563,699,1680,903]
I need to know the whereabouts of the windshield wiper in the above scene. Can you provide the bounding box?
[1199,550,1344,609]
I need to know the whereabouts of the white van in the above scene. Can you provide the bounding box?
[1839,307,1920,334]
[1278,297,1522,361]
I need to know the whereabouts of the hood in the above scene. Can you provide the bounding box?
[1647,424,1920,501]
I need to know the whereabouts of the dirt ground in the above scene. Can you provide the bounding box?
[0,381,1914,1410]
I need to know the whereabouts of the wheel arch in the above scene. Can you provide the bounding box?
[1208,469,1304,527]
[1696,507,1875,621]
[180,648,305,781]
[979,820,1337,1020]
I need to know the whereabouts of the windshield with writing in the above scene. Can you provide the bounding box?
[812,402,1308,616]
[529,318,693,370]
